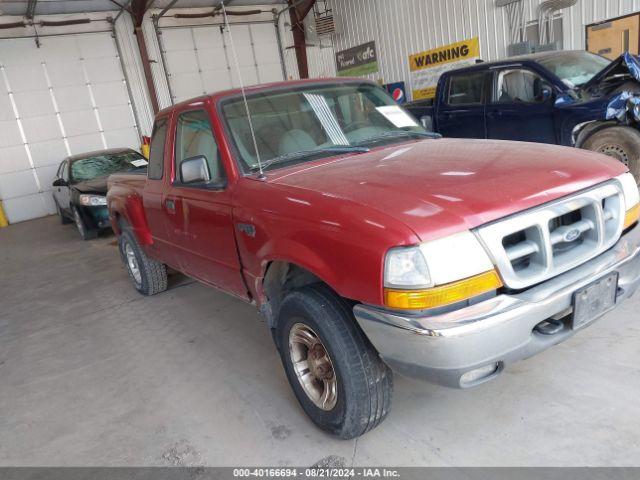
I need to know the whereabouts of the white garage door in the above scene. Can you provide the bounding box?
[0,32,139,223]
[160,22,284,103]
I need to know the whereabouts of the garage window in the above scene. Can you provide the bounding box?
[148,119,168,180]
[447,72,485,105]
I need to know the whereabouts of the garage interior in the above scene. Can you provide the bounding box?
[2,0,640,468]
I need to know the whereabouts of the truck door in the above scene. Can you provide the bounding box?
[165,108,248,299]
[485,67,557,144]
[142,117,177,266]
[436,70,487,139]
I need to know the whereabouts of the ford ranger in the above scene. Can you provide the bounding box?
[107,78,640,439]
[405,50,640,182]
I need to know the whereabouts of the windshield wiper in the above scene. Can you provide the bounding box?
[354,130,441,147]
[250,146,370,172]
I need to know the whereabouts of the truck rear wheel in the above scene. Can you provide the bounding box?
[118,228,168,296]
[276,284,393,439]
[582,126,640,183]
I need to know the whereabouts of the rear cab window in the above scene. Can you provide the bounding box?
[148,118,168,180]
[446,71,486,105]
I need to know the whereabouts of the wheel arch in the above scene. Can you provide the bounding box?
[259,259,349,330]
[574,120,619,148]
[109,193,153,246]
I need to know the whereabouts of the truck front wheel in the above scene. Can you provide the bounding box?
[118,228,168,296]
[276,285,393,439]
[582,126,640,183]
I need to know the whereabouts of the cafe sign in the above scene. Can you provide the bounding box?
[336,41,378,77]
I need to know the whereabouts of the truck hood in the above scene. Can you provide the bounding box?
[268,138,626,242]
[582,52,640,92]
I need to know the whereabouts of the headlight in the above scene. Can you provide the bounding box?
[79,194,107,206]
[616,173,639,229]
[384,246,431,289]
[384,231,502,310]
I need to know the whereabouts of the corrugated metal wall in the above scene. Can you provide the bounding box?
[324,0,640,91]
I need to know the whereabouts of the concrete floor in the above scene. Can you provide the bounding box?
[0,215,639,467]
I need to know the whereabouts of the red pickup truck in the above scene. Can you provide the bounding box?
[107,78,640,439]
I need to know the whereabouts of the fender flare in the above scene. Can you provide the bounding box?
[255,238,346,302]
[111,193,153,246]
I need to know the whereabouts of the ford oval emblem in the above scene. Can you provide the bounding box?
[564,228,581,242]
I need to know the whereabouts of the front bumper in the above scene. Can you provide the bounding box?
[354,221,640,388]
[79,205,111,230]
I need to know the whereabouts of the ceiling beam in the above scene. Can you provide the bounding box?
[25,0,38,19]
[287,0,315,79]
[130,0,148,27]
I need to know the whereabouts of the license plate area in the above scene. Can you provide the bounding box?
[572,272,619,330]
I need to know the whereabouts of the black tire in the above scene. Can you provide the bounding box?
[56,201,72,224]
[73,206,98,240]
[118,227,168,296]
[276,284,393,439]
[582,126,640,184]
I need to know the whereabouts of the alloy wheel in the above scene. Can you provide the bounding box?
[288,322,338,411]
[124,241,142,285]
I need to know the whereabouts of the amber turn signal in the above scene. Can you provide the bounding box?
[384,270,503,310]
[624,204,640,230]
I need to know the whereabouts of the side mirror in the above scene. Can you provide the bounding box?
[180,155,211,185]
[53,178,68,187]
[420,115,434,132]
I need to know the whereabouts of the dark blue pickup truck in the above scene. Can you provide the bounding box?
[405,50,640,182]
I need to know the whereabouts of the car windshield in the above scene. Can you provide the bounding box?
[70,151,148,182]
[221,82,428,173]
[537,51,611,88]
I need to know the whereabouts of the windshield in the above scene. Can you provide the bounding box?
[221,82,428,173]
[537,51,610,88]
[70,151,148,182]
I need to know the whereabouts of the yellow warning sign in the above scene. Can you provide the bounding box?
[409,38,480,100]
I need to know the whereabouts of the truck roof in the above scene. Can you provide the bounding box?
[157,77,376,117]
[443,49,592,75]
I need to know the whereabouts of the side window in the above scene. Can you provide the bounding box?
[56,161,65,178]
[174,110,225,186]
[61,161,69,181]
[447,72,485,105]
[148,118,168,180]
[495,69,547,104]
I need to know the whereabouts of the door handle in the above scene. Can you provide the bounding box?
[165,199,176,213]
[487,110,503,119]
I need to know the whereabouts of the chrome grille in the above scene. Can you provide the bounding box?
[476,182,624,290]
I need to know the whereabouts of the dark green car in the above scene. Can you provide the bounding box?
[52,148,148,240]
